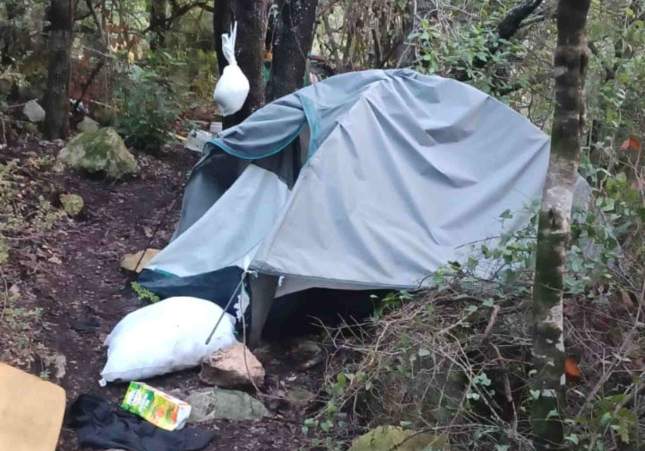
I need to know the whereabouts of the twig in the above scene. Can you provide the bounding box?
[576,279,645,418]
[0,114,6,145]
[492,343,519,437]
[0,268,9,321]
[73,59,106,113]
[240,295,263,395]
[481,304,500,342]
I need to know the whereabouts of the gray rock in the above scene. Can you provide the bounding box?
[77,116,99,133]
[58,127,138,179]
[285,387,316,408]
[186,388,269,423]
[23,99,46,122]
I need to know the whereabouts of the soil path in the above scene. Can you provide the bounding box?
[2,140,312,450]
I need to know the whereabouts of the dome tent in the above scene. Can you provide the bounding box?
[138,69,553,344]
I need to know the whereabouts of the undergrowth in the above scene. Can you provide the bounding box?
[0,153,68,368]
[309,163,643,450]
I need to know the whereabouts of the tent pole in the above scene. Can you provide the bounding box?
[248,274,278,348]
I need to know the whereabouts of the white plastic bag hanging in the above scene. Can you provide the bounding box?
[213,22,250,116]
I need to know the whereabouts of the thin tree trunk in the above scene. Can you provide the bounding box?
[530,0,591,449]
[150,0,168,49]
[44,0,73,139]
[266,0,318,101]
[214,0,269,129]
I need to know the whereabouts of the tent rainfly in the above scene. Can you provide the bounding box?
[138,69,569,344]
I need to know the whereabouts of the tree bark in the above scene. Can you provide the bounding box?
[530,0,590,449]
[44,0,73,139]
[150,0,168,49]
[214,0,269,129]
[266,0,318,101]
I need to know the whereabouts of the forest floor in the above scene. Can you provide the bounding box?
[0,137,321,450]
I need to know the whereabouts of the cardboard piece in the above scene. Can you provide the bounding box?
[0,363,66,451]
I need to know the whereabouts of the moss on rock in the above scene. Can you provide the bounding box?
[59,193,84,217]
[58,128,138,179]
[349,426,449,451]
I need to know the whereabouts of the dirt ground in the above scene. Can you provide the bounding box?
[1,138,322,450]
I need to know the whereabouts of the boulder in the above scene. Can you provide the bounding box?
[58,128,138,179]
[77,116,99,133]
[59,193,84,217]
[23,99,45,123]
[185,388,269,423]
[199,342,265,388]
[120,249,160,273]
[349,426,449,451]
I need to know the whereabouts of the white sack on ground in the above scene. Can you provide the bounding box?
[213,22,249,116]
[99,296,237,385]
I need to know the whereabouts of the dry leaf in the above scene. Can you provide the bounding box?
[619,289,635,312]
[565,356,582,380]
[620,136,641,152]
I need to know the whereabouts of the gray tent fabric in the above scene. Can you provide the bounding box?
[141,69,551,308]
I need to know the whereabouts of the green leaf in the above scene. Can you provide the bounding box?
[564,434,579,445]
[500,209,513,220]
[474,373,492,387]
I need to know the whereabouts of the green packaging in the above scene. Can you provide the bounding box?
[121,381,191,431]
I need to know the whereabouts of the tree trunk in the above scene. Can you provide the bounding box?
[214,0,269,129]
[530,0,590,449]
[44,0,73,140]
[266,0,318,101]
[150,0,168,49]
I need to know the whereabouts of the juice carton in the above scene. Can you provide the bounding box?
[121,381,191,431]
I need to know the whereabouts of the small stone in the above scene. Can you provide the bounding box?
[42,352,67,381]
[186,388,269,423]
[59,193,84,217]
[23,99,45,122]
[291,340,323,370]
[349,426,449,451]
[200,342,265,388]
[285,387,316,408]
[120,249,159,273]
[77,116,99,133]
[23,122,39,134]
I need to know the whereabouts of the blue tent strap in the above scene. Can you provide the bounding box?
[206,120,307,161]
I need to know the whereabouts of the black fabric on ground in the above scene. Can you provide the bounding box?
[67,394,215,451]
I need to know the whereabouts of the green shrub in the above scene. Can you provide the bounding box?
[131,281,161,303]
[115,67,179,152]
